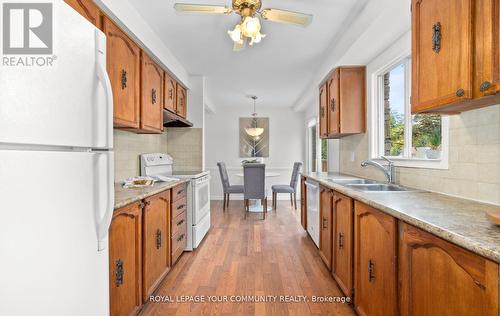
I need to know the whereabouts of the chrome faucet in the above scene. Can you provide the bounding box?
[361,156,395,184]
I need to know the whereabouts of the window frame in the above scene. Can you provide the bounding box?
[369,55,449,170]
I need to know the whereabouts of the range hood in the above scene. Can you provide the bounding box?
[163,110,193,128]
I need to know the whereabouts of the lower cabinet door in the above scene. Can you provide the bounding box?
[332,192,353,297]
[109,203,142,316]
[354,201,397,316]
[319,186,333,270]
[142,191,170,302]
[399,222,499,316]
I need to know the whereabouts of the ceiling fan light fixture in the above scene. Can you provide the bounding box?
[228,24,242,42]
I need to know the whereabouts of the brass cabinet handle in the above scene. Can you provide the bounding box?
[177,219,185,226]
[320,106,325,118]
[151,88,157,104]
[330,98,335,112]
[456,89,465,97]
[338,232,344,249]
[177,234,185,242]
[480,81,492,92]
[115,259,124,287]
[144,201,151,206]
[177,189,184,195]
[432,22,441,53]
[121,69,127,89]
[177,204,185,210]
[156,229,162,249]
[322,217,328,229]
[368,259,375,282]
[160,197,168,202]
[169,88,173,99]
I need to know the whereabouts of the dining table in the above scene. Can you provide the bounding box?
[235,171,280,212]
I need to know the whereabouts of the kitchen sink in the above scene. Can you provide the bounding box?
[328,179,379,185]
[345,183,416,192]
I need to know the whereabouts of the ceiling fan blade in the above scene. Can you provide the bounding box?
[233,39,246,52]
[260,8,313,27]
[174,3,232,14]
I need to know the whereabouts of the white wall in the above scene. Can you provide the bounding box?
[96,0,189,86]
[206,106,304,200]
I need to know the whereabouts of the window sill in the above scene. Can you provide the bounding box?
[369,157,449,170]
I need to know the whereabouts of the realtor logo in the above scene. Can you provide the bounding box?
[2,3,53,54]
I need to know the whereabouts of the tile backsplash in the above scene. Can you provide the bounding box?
[166,128,202,172]
[340,104,500,205]
[114,130,168,182]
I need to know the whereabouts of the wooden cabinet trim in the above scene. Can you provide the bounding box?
[64,0,101,28]
[399,222,499,315]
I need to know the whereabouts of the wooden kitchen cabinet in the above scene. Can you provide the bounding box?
[164,72,177,113]
[139,52,163,133]
[319,83,329,138]
[319,186,333,270]
[176,84,187,118]
[411,0,500,113]
[171,183,187,265]
[354,201,397,316]
[109,203,142,316]
[399,222,499,316]
[300,177,307,230]
[332,192,354,298]
[103,16,141,129]
[319,66,366,138]
[64,0,101,28]
[142,190,170,302]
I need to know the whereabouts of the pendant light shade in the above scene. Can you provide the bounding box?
[245,96,264,137]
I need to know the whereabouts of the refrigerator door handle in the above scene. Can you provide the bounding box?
[95,29,113,148]
[95,152,115,251]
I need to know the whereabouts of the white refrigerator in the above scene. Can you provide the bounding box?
[0,1,114,315]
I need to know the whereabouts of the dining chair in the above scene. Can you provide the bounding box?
[243,163,267,220]
[272,162,302,210]
[217,162,244,211]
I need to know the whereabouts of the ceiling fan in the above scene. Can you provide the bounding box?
[174,0,313,51]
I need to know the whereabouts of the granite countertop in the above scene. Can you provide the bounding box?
[114,179,189,210]
[302,172,500,263]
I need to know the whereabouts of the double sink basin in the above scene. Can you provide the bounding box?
[327,178,418,192]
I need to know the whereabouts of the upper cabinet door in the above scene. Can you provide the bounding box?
[176,84,187,118]
[319,83,329,138]
[164,72,177,113]
[411,0,473,113]
[103,17,141,129]
[64,0,101,28]
[140,53,163,133]
[474,0,500,98]
[328,70,340,136]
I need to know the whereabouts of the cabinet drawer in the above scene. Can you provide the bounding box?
[172,183,187,202]
[171,210,187,237]
[171,196,187,219]
[171,226,187,264]
[171,240,186,265]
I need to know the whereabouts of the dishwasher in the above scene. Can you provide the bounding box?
[305,179,320,247]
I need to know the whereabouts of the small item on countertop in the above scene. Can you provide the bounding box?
[486,208,500,225]
[123,176,155,188]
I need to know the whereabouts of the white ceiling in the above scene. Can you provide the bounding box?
[127,0,366,109]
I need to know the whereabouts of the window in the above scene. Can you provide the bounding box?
[307,119,328,172]
[371,57,449,169]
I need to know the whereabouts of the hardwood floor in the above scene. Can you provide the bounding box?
[140,200,356,316]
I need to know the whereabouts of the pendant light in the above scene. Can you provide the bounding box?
[245,96,264,137]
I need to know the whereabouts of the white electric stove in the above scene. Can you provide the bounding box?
[140,153,211,251]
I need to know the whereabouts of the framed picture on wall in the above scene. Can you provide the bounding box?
[239,117,269,158]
